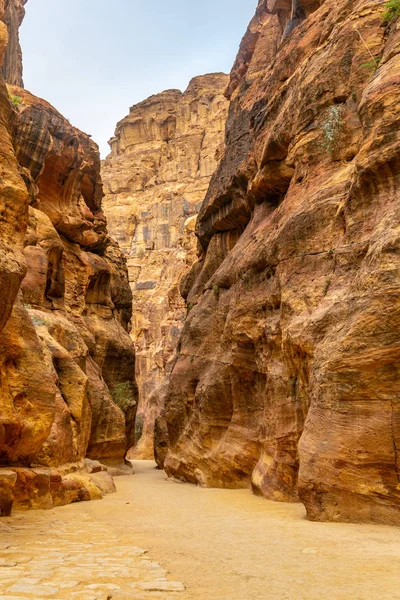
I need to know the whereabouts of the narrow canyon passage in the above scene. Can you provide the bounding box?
[3,461,400,600]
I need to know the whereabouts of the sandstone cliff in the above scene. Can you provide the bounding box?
[157,0,400,525]
[102,74,229,458]
[2,0,26,86]
[0,1,137,515]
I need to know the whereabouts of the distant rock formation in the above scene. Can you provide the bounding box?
[102,74,229,458]
[156,0,400,525]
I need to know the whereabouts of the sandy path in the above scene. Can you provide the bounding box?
[85,460,400,600]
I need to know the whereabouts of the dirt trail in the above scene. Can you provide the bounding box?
[101,461,400,600]
[3,460,400,600]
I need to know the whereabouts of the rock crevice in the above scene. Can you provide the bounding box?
[102,73,229,459]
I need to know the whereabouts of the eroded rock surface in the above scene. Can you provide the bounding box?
[158,0,400,524]
[102,74,229,458]
[0,1,137,513]
[2,0,26,86]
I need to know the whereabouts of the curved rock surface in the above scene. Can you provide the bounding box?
[157,0,400,525]
[102,74,229,458]
[0,1,137,514]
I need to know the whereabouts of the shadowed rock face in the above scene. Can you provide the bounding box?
[2,0,26,86]
[102,74,229,459]
[157,0,400,524]
[0,2,137,513]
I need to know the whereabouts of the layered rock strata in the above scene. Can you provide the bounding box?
[2,0,26,86]
[157,0,400,525]
[102,74,229,458]
[0,1,137,514]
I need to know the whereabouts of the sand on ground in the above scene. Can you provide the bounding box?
[94,460,400,600]
[3,460,400,600]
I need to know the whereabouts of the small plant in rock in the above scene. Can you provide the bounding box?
[135,415,144,443]
[9,93,22,109]
[383,0,400,22]
[31,315,47,327]
[23,303,31,309]
[323,278,331,297]
[322,105,343,154]
[354,27,381,73]
[111,381,137,412]
[361,57,381,72]
[213,284,220,299]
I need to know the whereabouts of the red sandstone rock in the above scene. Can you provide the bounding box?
[158,0,400,525]
[7,86,138,466]
[0,2,137,513]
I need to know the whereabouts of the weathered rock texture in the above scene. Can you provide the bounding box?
[157,0,400,525]
[102,74,229,458]
[2,0,26,86]
[0,1,137,514]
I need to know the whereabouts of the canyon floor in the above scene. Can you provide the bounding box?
[1,460,400,600]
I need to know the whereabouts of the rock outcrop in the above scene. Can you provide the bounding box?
[2,0,26,86]
[102,74,229,458]
[0,1,137,514]
[157,0,400,525]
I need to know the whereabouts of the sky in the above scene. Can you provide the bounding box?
[20,0,256,157]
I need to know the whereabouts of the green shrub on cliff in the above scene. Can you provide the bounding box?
[383,0,400,22]
[111,381,137,412]
[322,105,343,154]
[8,93,22,109]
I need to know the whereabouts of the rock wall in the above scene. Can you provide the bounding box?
[0,1,137,515]
[102,74,229,458]
[2,0,26,86]
[157,0,400,525]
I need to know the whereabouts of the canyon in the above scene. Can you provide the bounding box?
[0,0,399,535]
[102,75,229,459]
[1,0,400,597]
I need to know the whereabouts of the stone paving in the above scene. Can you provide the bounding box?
[0,504,186,600]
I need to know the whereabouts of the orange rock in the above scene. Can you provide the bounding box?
[8,87,138,467]
[0,2,137,513]
[158,0,400,524]
[102,74,229,459]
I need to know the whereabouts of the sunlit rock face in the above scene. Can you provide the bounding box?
[8,86,137,467]
[157,0,400,525]
[0,1,137,513]
[102,74,229,458]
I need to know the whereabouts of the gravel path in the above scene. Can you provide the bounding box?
[2,460,400,599]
